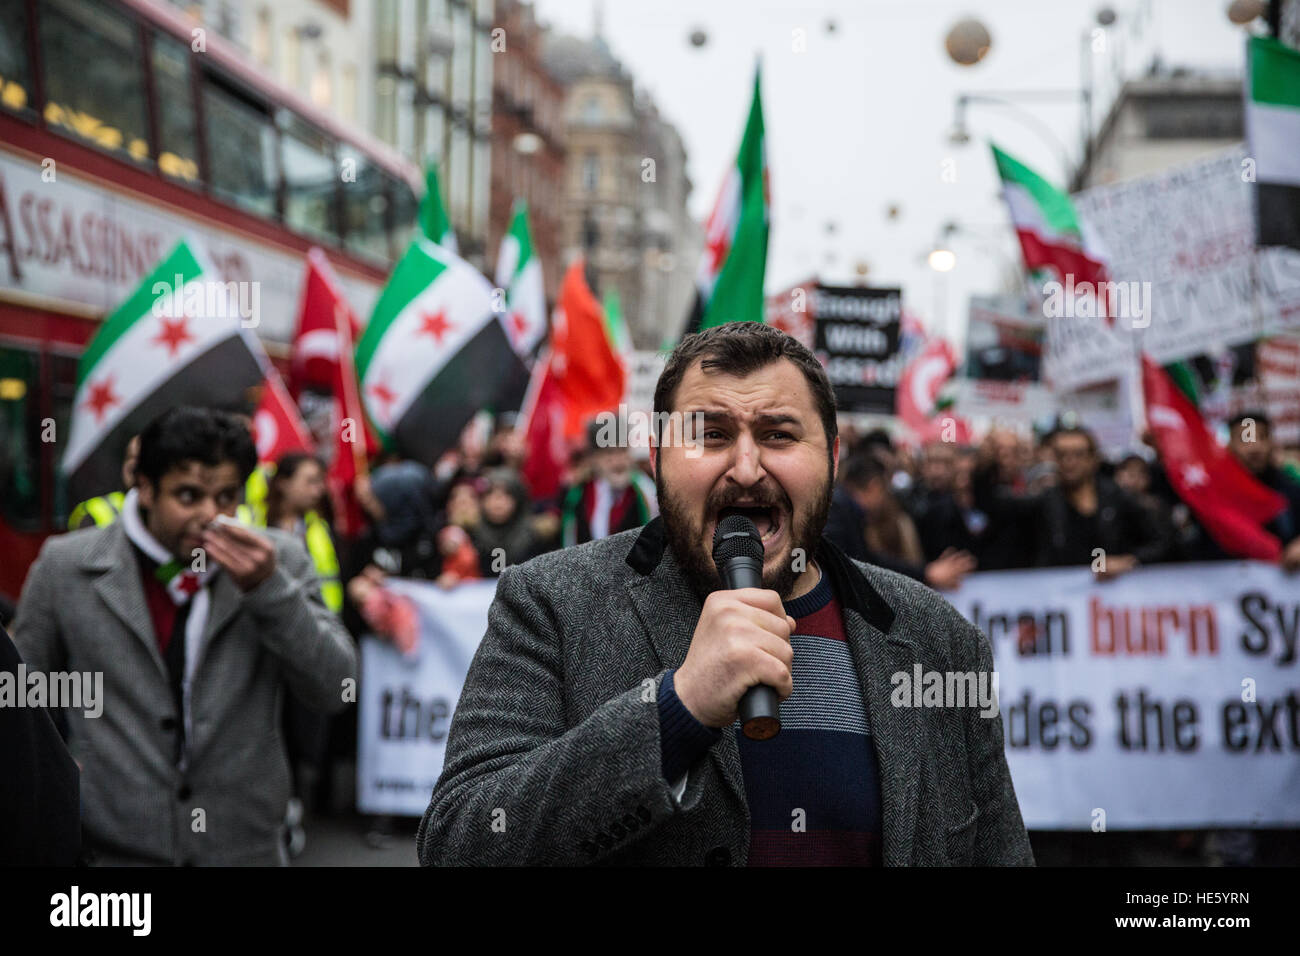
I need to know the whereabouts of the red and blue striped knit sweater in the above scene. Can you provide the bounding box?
[658,570,884,865]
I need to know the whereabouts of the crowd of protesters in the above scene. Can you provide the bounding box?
[827,411,1300,591]
[8,390,1300,865]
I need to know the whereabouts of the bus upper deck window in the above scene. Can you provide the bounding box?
[39,0,151,163]
[0,0,34,115]
[152,32,200,184]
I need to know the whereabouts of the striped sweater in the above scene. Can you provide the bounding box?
[658,570,884,865]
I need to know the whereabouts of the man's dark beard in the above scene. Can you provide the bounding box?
[656,462,833,602]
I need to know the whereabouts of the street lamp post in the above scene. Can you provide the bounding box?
[949,91,1081,184]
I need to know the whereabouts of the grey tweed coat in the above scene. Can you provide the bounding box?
[417,517,1034,866]
[12,520,356,865]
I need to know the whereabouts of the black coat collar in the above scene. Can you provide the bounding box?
[625,516,894,635]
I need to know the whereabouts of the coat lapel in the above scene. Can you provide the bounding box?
[199,570,243,652]
[83,522,169,682]
[818,538,919,865]
[843,607,919,866]
[624,519,749,817]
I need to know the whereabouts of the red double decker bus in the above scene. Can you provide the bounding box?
[0,0,421,603]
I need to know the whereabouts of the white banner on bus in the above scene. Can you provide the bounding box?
[357,563,1300,827]
[0,147,379,342]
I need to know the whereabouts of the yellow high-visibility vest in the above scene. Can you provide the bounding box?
[68,491,126,530]
[243,465,271,527]
[303,510,342,613]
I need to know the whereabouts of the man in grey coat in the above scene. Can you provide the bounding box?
[419,322,1033,866]
[13,408,356,865]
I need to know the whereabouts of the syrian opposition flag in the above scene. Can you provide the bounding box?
[494,200,547,361]
[1247,36,1300,250]
[602,286,632,359]
[895,337,971,444]
[1141,355,1288,561]
[682,67,769,337]
[418,161,457,251]
[355,238,529,467]
[62,241,266,500]
[252,366,313,465]
[992,143,1111,319]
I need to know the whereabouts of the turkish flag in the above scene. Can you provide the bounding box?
[290,249,376,536]
[519,348,568,501]
[550,259,625,442]
[1141,355,1287,561]
[252,367,314,465]
[895,338,972,444]
[290,249,362,396]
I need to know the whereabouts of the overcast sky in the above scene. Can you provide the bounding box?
[532,0,1248,346]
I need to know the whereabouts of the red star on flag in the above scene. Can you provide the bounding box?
[417,310,453,344]
[152,316,195,357]
[83,376,120,423]
[704,229,730,275]
[369,382,398,422]
[509,311,529,344]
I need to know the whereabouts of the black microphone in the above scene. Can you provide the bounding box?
[711,514,781,741]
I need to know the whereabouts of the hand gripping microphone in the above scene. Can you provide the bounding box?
[711,513,781,741]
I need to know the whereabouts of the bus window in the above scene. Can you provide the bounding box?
[39,0,151,163]
[339,144,388,263]
[0,346,40,532]
[48,353,79,529]
[388,172,418,258]
[203,74,277,218]
[152,31,200,184]
[0,0,33,114]
[279,111,340,243]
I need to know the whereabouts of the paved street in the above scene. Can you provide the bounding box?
[293,814,422,867]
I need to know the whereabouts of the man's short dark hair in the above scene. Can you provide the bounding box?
[839,451,886,490]
[1229,409,1271,434]
[862,428,894,453]
[136,407,258,488]
[1045,423,1098,456]
[653,321,837,448]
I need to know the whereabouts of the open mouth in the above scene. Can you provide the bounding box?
[713,504,784,546]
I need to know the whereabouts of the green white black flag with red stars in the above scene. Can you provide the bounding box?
[61,240,267,501]
[355,237,529,466]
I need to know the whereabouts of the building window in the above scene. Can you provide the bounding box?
[252,7,272,66]
[152,32,200,183]
[39,0,150,163]
[283,26,300,88]
[582,94,601,123]
[0,0,33,114]
[340,63,356,122]
[311,50,332,110]
[582,152,599,193]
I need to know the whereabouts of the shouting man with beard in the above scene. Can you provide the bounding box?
[419,322,1032,866]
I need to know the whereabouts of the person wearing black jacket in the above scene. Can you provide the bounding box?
[1228,410,1300,571]
[1,624,81,864]
[824,452,976,591]
[974,425,1170,573]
